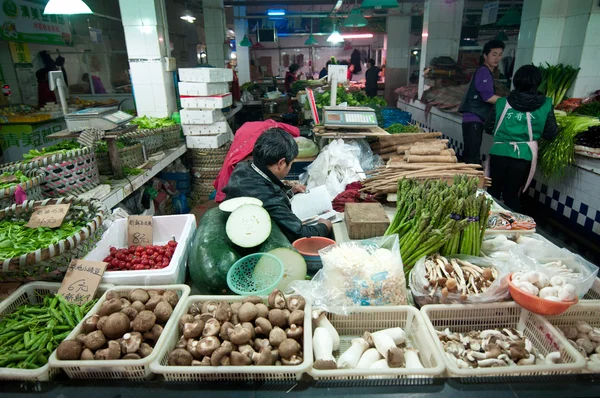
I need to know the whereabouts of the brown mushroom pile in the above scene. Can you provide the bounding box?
[55,289,179,361]
[167,289,306,367]
[438,327,561,369]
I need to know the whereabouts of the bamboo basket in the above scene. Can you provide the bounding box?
[161,125,182,150]
[96,143,144,175]
[0,169,45,208]
[123,127,164,155]
[0,197,105,283]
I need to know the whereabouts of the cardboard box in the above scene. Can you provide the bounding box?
[186,131,233,149]
[178,82,229,96]
[180,93,233,109]
[182,121,229,136]
[180,109,223,125]
[179,68,233,83]
[344,203,390,239]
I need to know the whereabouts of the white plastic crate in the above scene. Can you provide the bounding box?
[307,306,445,381]
[0,282,113,381]
[186,131,233,149]
[84,215,196,286]
[179,68,233,83]
[583,277,600,300]
[150,295,312,382]
[180,109,223,125]
[182,121,228,136]
[178,82,229,97]
[48,284,190,380]
[545,302,600,373]
[180,93,233,109]
[421,302,585,378]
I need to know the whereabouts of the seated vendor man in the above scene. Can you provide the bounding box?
[223,128,332,242]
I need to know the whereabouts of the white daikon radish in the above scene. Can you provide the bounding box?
[226,204,271,248]
[219,197,264,213]
[262,248,307,293]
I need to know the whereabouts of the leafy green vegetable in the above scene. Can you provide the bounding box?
[241,82,258,92]
[0,171,30,189]
[538,63,580,107]
[539,115,600,179]
[22,141,81,160]
[306,87,387,109]
[132,115,176,129]
[386,123,422,134]
[123,166,143,176]
[573,102,600,118]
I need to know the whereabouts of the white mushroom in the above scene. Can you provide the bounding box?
[477,358,506,367]
[550,275,566,287]
[514,281,539,296]
[544,351,561,365]
[480,330,503,339]
[589,330,600,343]
[558,284,577,302]
[539,286,559,299]
[576,338,594,355]
[559,326,579,340]
[517,354,536,365]
[576,321,593,334]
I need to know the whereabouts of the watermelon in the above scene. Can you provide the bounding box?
[188,207,241,294]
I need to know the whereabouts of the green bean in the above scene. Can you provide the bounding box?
[59,303,75,328]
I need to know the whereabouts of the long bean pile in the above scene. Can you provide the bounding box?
[0,294,97,369]
[385,176,491,277]
[539,115,600,179]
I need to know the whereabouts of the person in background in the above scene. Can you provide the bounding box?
[458,39,505,164]
[223,129,332,242]
[82,73,107,94]
[284,63,300,95]
[365,58,381,98]
[347,63,355,81]
[319,61,331,79]
[36,51,56,108]
[483,65,558,212]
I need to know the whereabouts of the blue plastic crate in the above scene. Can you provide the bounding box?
[285,160,312,181]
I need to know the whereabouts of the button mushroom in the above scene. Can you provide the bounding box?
[238,302,259,323]
[286,325,303,340]
[230,350,252,366]
[228,324,253,345]
[214,303,232,323]
[220,321,235,341]
[254,338,271,352]
[123,353,142,360]
[56,340,83,360]
[84,330,107,351]
[98,298,123,317]
[202,318,221,337]
[132,311,157,333]
[129,289,150,304]
[95,340,121,360]
[121,306,139,321]
[131,301,146,313]
[268,309,287,328]
[82,315,100,334]
[138,342,153,358]
[288,310,305,327]
[168,348,193,366]
[287,295,306,312]
[154,301,173,324]
[183,320,204,339]
[144,295,165,312]
[279,338,301,359]
[196,336,221,357]
[242,296,262,304]
[254,317,273,336]
[252,346,273,366]
[281,355,303,366]
[268,289,287,309]
[179,313,195,327]
[230,302,242,315]
[120,332,143,354]
[269,327,287,348]
[80,348,94,360]
[211,341,233,366]
[255,303,269,319]
[162,290,179,308]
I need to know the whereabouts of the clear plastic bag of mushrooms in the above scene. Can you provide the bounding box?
[410,254,511,306]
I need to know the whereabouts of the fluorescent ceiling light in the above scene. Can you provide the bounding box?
[327,30,344,43]
[267,10,286,16]
[180,12,196,23]
[341,33,373,39]
[44,0,92,14]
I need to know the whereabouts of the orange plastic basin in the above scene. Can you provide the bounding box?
[507,273,577,316]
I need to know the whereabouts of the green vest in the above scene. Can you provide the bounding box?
[489,97,552,161]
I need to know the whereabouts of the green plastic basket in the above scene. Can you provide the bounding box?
[226,253,284,296]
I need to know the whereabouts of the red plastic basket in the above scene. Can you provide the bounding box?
[507,273,577,316]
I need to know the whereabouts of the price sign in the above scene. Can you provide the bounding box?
[58,259,107,305]
[0,282,21,299]
[127,215,153,247]
[0,175,17,184]
[26,204,70,229]
[327,65,348,84]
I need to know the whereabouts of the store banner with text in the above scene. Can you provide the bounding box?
[0,0,73,46]
[9,41,31,64]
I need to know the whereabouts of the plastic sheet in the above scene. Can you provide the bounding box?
[289,235,408,315]
[410,255,511,306]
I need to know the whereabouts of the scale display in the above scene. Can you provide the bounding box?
[65,107,134,132]
[322,106,378,128]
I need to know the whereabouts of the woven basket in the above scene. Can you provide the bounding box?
[1,147,100,198]
[0,197,105,283]
[162,125,181,150]
[0,169,45,208]
[123,128,164,155]
[191,167,221,180]
[96,143,145,175]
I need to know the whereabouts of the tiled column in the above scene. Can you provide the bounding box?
[570,3,600,97]
[203,0,228,68]
[119,0,177,117]
[417,0,465,99]
[233,6,250,85]
[385,15,411,105]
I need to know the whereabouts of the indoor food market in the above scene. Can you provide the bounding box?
[2,0,600,396]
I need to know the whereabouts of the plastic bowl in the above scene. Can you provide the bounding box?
[266,91,280,99]
[507,273,577,316]
[227,253,284,295]
[292,237,336,275]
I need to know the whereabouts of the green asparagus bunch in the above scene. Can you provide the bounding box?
[385,176,491,277]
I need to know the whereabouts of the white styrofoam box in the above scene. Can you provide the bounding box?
[83,215,196,285]
[180,109,223,125]
[178,82,229,97]
[186,131,233,149]
[179,67,233,83]
[182,121,229,136]
[180,93,233,109]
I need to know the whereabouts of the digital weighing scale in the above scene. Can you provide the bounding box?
[65,107,135,132]
[322,106,378,128]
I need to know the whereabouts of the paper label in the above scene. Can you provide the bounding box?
[26,204,70,228]
[58,259,107,305]
[127,215,153,247]
[0,175,18,184]
[0,282,21,299]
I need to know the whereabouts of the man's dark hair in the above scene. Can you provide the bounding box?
[253,129,299,166]
[368,58,375,67]
[513,65,542,93]
[289,63,300,73]
[483,40,505,56]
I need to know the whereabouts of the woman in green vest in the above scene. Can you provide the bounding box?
[483,65,558,212]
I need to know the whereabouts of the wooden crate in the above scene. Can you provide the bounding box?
[344,202,390,239]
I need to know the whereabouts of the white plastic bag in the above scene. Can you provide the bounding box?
[289,235,408,314]
[241,90,254,103]
[295,136,319,158]
[409,255,511,306]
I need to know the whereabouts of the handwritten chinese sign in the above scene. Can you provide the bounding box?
[26,203,70,228]
[58,259,107,305]
[127,216,153,247]
[9,41,31,64]
[0,0,73,46]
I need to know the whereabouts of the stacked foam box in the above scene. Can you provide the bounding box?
[178,67,234,149]
[178,68,234,199]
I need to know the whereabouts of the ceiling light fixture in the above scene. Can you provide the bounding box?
[344,0,368,27]
[360,0,398,10]
[341,33,373,39]
[180,1,196,23]
[305,19,318,46]
[327,30,344,43]
[267,10,286,16]
[43,0,92,14]
[239,34,252,46]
